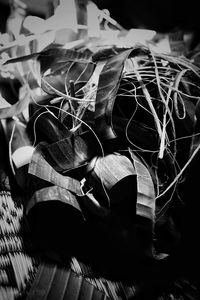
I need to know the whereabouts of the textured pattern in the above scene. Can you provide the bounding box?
[1,39,200,300]
[0,188,136,300]
[0,191,39,300]
[0,177,200,300]
[27,263,112,300]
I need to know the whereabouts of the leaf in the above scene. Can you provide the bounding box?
[3,52,40,66]
[41,131,99,174]
[85,152,136,210]
[38,48,93,74]
[4,47,95,95]
[94,48,134,139]
[27,106,71,144]
[39,48,95,95]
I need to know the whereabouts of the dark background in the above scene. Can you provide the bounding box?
[92,0,200,32]
[0,0,199,33]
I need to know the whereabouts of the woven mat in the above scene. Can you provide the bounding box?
[0,190,39,300]
[1,188,200,300]
[26,263,113,300]
[0,189,137,300]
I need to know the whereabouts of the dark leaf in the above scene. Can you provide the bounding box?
[41,131,99,174]
[39,48,95,95]
[94,48,134,139]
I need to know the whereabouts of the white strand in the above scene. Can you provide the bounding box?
[8,121,16,176]
[45,104,105,157]
[156,140,200,208]
[42,77,94,102]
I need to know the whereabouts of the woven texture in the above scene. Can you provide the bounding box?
[0,188,138,300]
[0,190,38,300]
[27,263,112,300]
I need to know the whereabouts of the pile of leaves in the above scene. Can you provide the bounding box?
[1,40,200,299]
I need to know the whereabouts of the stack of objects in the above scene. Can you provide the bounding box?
[1,1,200,299]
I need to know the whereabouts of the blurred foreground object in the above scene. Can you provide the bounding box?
[6,0,27,39]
